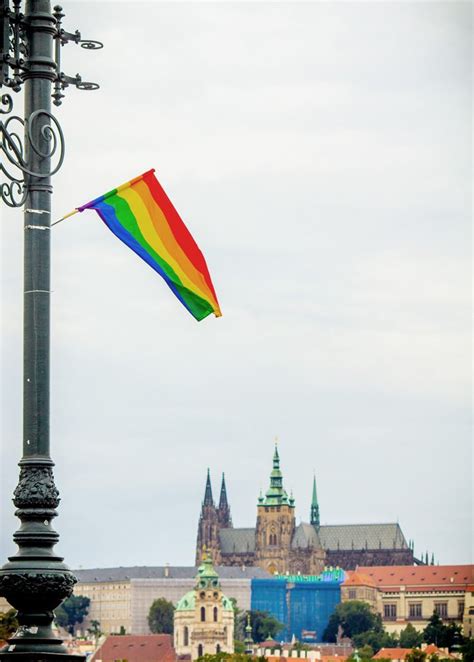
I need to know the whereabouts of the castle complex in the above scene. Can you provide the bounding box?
[196,446,415,572]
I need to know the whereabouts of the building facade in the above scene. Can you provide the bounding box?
[74,565,268,636]
[353,564,474,634]
[196,446,415,572]
[174,557,234,660]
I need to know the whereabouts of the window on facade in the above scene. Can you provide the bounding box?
[184,626,189,646]
[435,603,448,618]
[409,603,422,619]
[217,644,221,653]
[384,604,397,620]
[198,644,203,657]
[348,589,356,600]
[213,607,218,622]
[458,602,465,617]
[201,607,206,622]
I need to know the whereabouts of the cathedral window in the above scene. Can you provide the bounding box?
[216,644,221,653]
[184,626,189,646]
[200,591,206,599]
[213,607,218,622]
[201,606,206,621]
[198,644,204,657]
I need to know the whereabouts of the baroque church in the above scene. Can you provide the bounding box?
[196,446,415,572]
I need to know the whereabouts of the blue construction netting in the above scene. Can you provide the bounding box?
[251,577,342,643]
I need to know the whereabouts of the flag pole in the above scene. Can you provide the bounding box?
[51,208,80,227]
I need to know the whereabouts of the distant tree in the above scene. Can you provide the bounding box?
[0,610,18,641]
[352,629,399,653]
[350,644,374,659]
[247,610,283,643]
[460,637,474,662]
[87,619,102,640]
[119,625,126,635]
[147,598,174,634]
[406,650,427,662]
[196,653,266,662]
[54,595,90,635]
[400,624,423,649]
[423,612,463,651]
[230,598,246,641]
[323,601,382,642]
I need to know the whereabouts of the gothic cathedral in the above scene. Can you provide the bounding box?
[196,446,326,575]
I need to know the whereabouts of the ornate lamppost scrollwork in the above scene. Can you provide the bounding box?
[0,97,66,206]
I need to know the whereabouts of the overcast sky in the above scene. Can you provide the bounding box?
[1,1,472,570]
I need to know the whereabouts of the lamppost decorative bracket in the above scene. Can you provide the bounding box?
[0,93,65,207]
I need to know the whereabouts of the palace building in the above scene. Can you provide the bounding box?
[196,446,415,573]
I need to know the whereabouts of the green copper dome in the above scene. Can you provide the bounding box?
[176,591,196,611]
[195,555,220,589]
[176,557,233,613]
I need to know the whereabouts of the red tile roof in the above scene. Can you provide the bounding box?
[423,644,456,658]
[90,634,176,662]
[373,648,412,660]
[343,571,376,587]
[356,565,474,592]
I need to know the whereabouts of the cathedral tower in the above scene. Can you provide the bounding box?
[255,445,296,574]
[195,469,221,565]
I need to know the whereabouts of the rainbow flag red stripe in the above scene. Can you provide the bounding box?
[76,169,221,321]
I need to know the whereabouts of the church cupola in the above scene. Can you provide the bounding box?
[310,474,320,529]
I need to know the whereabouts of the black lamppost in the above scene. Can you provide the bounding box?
[0,1,101,658]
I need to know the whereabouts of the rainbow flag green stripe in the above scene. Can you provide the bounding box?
[77,169,221,321]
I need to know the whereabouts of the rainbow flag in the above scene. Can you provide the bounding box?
[64,170,221,321]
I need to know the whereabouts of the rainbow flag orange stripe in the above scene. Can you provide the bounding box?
[76,169,221,321]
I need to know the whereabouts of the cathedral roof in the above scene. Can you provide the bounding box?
[291,522,321,549]
[219,528,256,554]
[318,523,408,551]
[216,523,409,556]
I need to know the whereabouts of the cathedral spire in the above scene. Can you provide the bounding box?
[260,442,292,507]
[203,468,214,506]
[219,473,228,510]
[273,442,280,469]
[218,472,232,527]
[310,474,320,529]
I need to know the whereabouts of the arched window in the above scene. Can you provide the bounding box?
[200,606,206,622]
[216,644,221,653]
[184,626,189,646]
[213,606,218,622]
[198,644,204,658]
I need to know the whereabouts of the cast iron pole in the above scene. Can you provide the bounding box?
[0,1,101,658]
